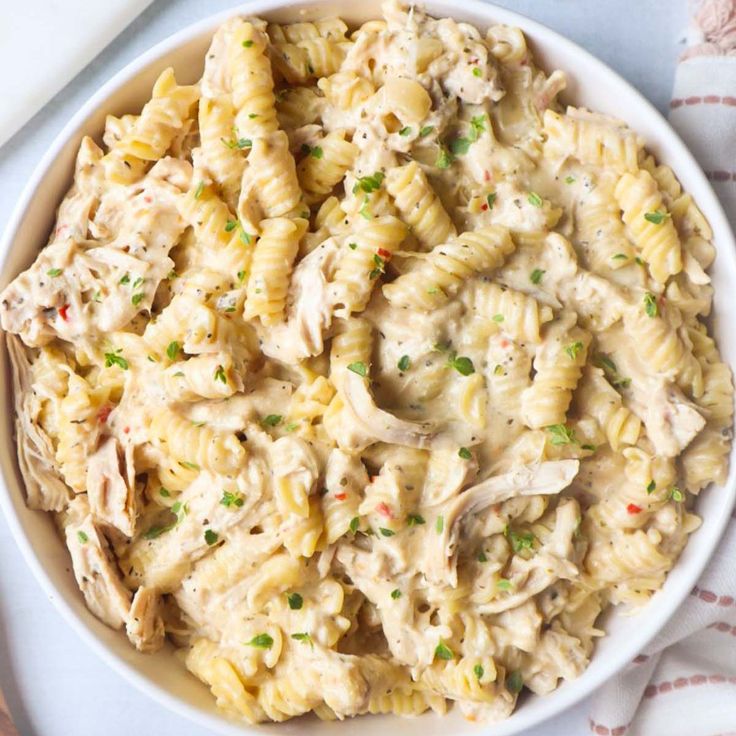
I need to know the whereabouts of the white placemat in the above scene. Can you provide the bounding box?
[0,0,153,146]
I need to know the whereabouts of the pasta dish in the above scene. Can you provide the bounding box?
[1,0,732,724]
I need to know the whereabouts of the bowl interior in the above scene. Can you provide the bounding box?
[1,2,735,735]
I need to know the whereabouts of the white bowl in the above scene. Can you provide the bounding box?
[1,1,735,734]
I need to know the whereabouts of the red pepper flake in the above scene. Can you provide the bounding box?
[481,203,489,211]
[97,406,112,423]
[626,503,642,514]
[376,248,392,260]
[334,492,347,501]
[144,195,153,204]
[376,502,393,518]
[58,304,70,321]
[55,224,68,237]
[123,426,130,434]
[500,339,509,349]
[483,170,491,182]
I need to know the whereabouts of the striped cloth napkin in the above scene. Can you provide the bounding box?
[588,2,736,734]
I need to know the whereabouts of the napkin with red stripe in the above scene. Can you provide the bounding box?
[588,2,736,734]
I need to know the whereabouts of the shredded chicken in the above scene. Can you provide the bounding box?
[87,437,137,537]
[7,334,70,511]
[64,497,131,628]
[126,586,166,653]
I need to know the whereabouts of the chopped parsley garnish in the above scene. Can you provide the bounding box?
[214,365,227,384]
[119,273,130,285]
[284,422,298,432]
[530,268,545,285]
[497,579,513,591]
[359,196,372,220]
[644,210,670,225]
[406,513,426,527]
[546,424,577,446]
[506,528,535,553]
[242,39,254,48]
[131,293,144,306]
[390,589,402,599]
[486,192,497,209]
[225,219,237,232]
[77,531,88,544]
[348,242,358,250]
[434,641,454,661]
[349,516,360,533]
[449,137,471,155]
[204,529,219,545]
[246,633,274,649]
[564,341,584,360]
[474,664,484,680]
[221,136,252,150]
[397,355,410,371]
[644,292,658,318]
[347,361,367,377]
[469,115,486,140]
[310,146,323,159]
[143,526,166,540]
[565,175,576,184]
[291,632,313,646]
[492,313,504,323]
[166,341,180,360]
[353,172,385,196]
[237,270,246,283]
[581,444,596,451]
[595,354,631,389]
[220,138,253,151]
[104,350,129,370]
[612,253,629,261]
[160,487,170,498]
[477,550,488,562]
[179,461,200,471]
[46,268,63,277]
[262,414,282,427]
[671,486,685,502]
[472,66,482,77]
[220,491,245,508]
[458,447,472,460]
[287,592,303,610]
[194,180,205,199]
[171,501,189,524]
[447,352,475,376]
[646,480,656,495]
[506,671,524,694]
[419,125,435,138]
[369,253,386,279]
[435,146,453,169]
[527,191,543,208]
[399,126,412,136]
[436,515,444,533]
[493,364,504,376]
[379,527,395,537]
[132,276,144,289]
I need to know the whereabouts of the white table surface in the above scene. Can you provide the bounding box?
[0,1,688,734]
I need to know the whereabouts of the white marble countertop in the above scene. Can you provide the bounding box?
[0,1,688,734]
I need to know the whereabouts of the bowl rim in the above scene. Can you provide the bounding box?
[1,1,735,735]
